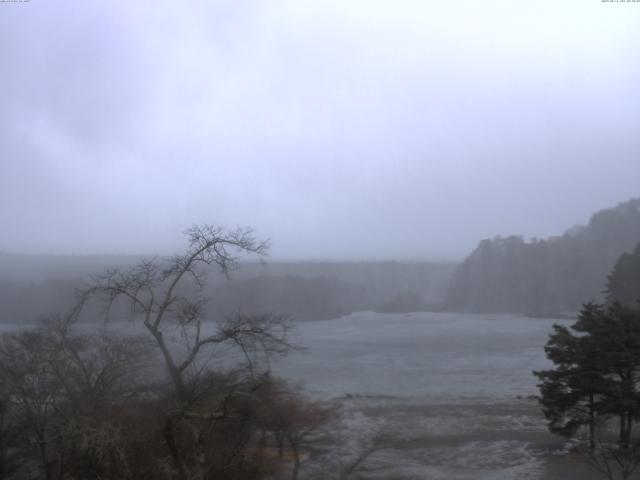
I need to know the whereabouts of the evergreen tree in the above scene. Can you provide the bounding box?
[535,302,640,449]
[589,302,640,448]
[606,243,640,308]
[534,303,608,449]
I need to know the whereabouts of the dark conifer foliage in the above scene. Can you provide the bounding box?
[606,243,640,308]
[535,302,640,449]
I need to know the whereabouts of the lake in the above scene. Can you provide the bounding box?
[270,312,599,480]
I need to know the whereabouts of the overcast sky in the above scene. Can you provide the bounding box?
[1,0,639,260]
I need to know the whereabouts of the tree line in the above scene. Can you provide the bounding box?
[0,254,455,324]
[447,198,640,314]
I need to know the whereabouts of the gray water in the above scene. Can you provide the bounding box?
[270,312,598,480]
[273,311,563,401]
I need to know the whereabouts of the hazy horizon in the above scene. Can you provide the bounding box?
[0,194,635,262]
[2,1,639,259]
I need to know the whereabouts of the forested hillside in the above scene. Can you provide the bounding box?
[0,256,454,323]
[446,198,640,314]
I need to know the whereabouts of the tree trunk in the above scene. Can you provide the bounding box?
[620,413,630,449]
[291,444,300,480]
[37,433,52,480]
[275,432,284,458]
[589,394,595,451]
[146,325,187,401]
[0,413,5,479]
[163,416,188,480]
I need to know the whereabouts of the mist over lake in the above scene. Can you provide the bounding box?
[2,2,639,478]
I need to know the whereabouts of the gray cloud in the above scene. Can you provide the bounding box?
[1,0,639,259]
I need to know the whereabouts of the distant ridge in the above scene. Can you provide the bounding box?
[446,198,640,314]
[0,254,455,323]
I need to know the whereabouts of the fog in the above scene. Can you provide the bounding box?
[2,5,640,478]
[2,1,639,260]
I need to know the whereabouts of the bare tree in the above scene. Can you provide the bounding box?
[0,318,157,480]
[584,442,640,480]
[254,379,335,480]
[301,423,391,480]
[0,226,302,480]
[74,225,295,480]
[336,428,390,480]
[0,325,65,480]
